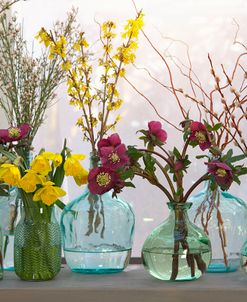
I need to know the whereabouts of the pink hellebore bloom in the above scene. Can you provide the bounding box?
[148,121,167,143]
[189,121,211,151]
[206,160,233,190]
[98,133,129,169]
[0,123,30,143]
[100,143,129,169]
[97,133,121,151]
[88,166,123,195]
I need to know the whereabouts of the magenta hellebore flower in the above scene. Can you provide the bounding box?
[206,160,233,190]
[148,121,167,143]
[98,133,129,169]
[0,123,30,143]
[97,133,121,153]
[189,121,212,151]
[88,166,122,195]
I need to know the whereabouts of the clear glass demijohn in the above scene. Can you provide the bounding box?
[61,154,135,273]
[189,181,247,272]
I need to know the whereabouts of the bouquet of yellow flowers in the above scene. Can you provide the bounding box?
[0,137,88,281]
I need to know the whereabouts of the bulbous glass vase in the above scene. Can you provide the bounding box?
[189,182,247,273]
[61,185,135,274]
[142,202,211,281]
[0,187,19,271]
[0,226,3,280]
[241,239,247,274]
[14,204,61,281]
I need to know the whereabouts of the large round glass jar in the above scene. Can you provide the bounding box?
[142,202,211,281]
[189,182,247,272]
[61,185,135,274]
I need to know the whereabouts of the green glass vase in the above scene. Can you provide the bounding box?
[142,202,211,281]
[14,203,61,281]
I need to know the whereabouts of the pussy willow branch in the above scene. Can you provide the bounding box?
[0,0,22,15]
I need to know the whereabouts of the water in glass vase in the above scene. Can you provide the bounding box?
[142,248,211,281]
[64,247,131,273]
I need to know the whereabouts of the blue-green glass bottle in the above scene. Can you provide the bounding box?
[142,202,211,281]
[0,226,3,280]
[241,239,247,274]
[61,154,135,274]
[0,187,19,271]
[189,182,247,273]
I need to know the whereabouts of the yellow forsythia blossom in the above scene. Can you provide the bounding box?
[42,152,63,168]
[36,28,52,47]
[33,181,66,206]
[18,170,45,193]
[0,164,21,186]
[31,155,52,176]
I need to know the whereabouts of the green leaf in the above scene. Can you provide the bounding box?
[196,155,209,160]
[127,146,143,161]
[143,153,156,175]
[120,169,134,180]
[172,147,181,159]
[212,123,222,131]
[228,153,247,163]
[124,182,136,188]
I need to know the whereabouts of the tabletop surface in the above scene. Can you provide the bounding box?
[0,265,246,302]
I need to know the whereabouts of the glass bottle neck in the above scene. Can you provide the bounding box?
[89,152,100,169]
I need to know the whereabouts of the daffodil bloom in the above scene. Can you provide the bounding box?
[31,155,52,175]
[0,164,21,186]
[33,181,66,206]
[64,154,86,177]
[42,152,63,168]
[18,170,45,193]
[73,166,89,186]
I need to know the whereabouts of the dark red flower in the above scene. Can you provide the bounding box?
[100,143,129,169]
[0,123,30,143]
[206,160,233,190]
[189,121,212,151]
[148,121,167,143]
[88,166,121,195]
[97,133,121,154]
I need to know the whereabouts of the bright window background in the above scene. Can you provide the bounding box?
[5,0,246,256]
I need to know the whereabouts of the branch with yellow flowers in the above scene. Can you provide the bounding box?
[36,11,144,154]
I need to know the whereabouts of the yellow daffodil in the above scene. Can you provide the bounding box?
[31,155,52,175]
[64,154,86,177]
[33,181,66,206]
[18,170,45,193]
[0,164,21,186]
[73,166,89,186]
[42,152,63,168]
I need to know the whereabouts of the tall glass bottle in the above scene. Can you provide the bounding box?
[189,182,247,272]
[0,226,3,280]
[0,187,19,271]
[142,202,211,281]
[61,154,135,274]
